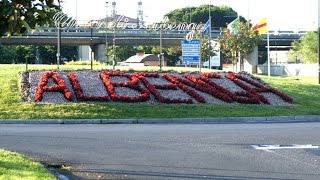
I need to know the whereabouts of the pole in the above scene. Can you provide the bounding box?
[159,29,163,71]
[318,27,320,84]
[75,0,78,22]
[208,0,211,69]
[112,26,116,70]
[112,0,116,70]
[267,32,271,76]
[105,2,108,64]
[90,27,93,70]
[237,13,240,72]
[189,6,192,23]
[318,1,320,84]
[25,57,28,71]
[199,33,202,72]
[56,0,61,70]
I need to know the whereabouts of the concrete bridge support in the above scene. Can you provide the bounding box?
[78,45,91,60]
[92,44,106,62]
[244,46,258,74]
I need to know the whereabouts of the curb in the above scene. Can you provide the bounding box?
[1,115,320,125]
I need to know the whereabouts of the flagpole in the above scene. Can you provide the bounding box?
[267,32,271,76]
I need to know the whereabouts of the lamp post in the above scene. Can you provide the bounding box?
[208,0,212,69]
[318,1,320,84]
[112,0,116,70]
[56,0,62,70]
[274,30,279,64]
[105,1,109,64]
[159,28,163,71]
[189,6,192,23]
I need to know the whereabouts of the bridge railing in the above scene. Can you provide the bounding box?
[33,27,221,36]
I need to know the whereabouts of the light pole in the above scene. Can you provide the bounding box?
[56,0,62,69]
[208,0,212,69]
[112,0,116,70]
[105,2,109,64]
[274,30,279,64]
[189,6,192,23]
[159,28,163,71]
[318,0,320,84]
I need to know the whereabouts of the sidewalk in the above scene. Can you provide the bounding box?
[1,115,320,124]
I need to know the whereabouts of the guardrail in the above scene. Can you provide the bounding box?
[1,27,305,46]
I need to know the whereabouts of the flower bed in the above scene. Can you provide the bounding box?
[20,70,293,105]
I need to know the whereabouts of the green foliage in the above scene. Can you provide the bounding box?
[0,0,58,36]
[0,45,17,63]
[0,45,77,64]
[289,31,318,63]
[218,21,262,70]
[165,5,239,28]
[161,4,243,65]
[0,149,56,180]
[165,47,182,66]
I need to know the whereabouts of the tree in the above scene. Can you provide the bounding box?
[163,5,241,66]
[0,45,17,63]
[0,0,57,36]
[218,21,261,71]
[165,5,239,29]
[289,31,318,64]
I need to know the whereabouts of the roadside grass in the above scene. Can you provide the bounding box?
[0,149,55,180]
[0,64,319,119]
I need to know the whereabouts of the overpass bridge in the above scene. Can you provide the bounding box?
[0,27,306,60]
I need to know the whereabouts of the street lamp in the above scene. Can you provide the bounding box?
[274,30,279,64]
[56,0,62,69]
[189,6,192,23]
[105,2,109,64]
[159,28,163,71]
[112,0,116,70]
[208,0,212,69]
[158,53,163,71]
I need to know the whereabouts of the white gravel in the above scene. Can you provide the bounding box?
[23,70,293,105]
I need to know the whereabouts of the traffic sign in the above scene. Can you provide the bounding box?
[181,40,200,64]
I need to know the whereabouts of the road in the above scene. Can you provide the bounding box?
[1,123,320,179]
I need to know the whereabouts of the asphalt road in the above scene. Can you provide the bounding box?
[1,123,320,179]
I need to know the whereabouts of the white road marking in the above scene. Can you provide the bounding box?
[251,144,319,150]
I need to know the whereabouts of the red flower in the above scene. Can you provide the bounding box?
[34,71,73,102]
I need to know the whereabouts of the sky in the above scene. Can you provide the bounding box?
[62,0,318,31]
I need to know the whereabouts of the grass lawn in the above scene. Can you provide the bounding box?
[0,149,55,180]
[0,64,319,119]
